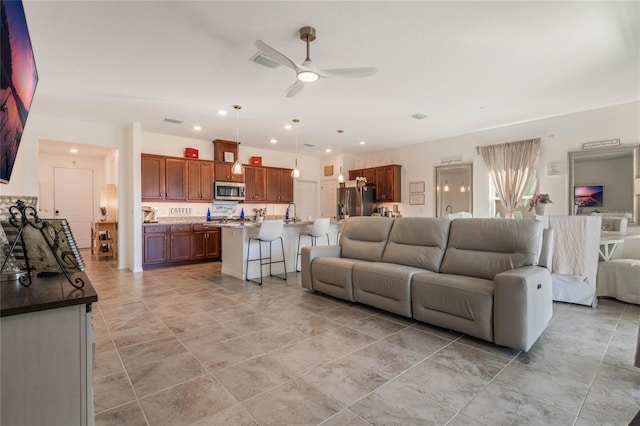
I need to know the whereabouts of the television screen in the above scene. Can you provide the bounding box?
[574,185,604,207]
[1,0,38,184]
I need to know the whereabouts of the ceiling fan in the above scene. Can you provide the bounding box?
[253,26,377,97]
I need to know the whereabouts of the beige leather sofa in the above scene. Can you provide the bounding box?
[301,216,553,352]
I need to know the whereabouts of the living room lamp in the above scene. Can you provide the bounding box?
[231,105,244,175]
[291,119,301,178]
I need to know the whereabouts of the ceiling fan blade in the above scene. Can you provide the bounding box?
[316,67,378,79]
[284,81,305,98]
[253,40,300,71]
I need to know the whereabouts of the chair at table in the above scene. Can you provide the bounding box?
[296,218,330,272]
[246,220,287,285]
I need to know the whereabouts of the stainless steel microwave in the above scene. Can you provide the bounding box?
[214,181,245,201]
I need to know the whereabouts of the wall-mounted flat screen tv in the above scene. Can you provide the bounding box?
[1,0,39,184]
[574,185,604,207]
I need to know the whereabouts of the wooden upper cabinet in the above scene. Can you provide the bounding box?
[245,165,266,202]
[347,168,376,186]
[375,164,402,202]
[141,154,165,201]
[213,139,239,162]
[348,169,362,181]
[214,162,244,183]
[266,167,293,204]
[165,158,187,200]
[187,160,214,201]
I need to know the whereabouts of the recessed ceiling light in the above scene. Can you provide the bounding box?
[359,141,366,145]
[325,148,332,153]
[69,148,78,154]
[270,139,277,144]
[284,124,292,130]
[217,110,227,116]
[193,125,202,131]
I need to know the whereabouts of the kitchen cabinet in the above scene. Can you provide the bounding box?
[141,154,187,201]
[187,160,214,201]
[266,167,294,203]
[169,224,191,262]
[375,164,402,202]
[348,168,375,185]
[142,224,222,268]
[214,161,245,183]
[213,139,239,162]
[192,224,221,259]
[143,225,168,265]
[244,165,266,202]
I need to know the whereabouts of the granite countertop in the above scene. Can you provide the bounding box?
[1,272,98,317]
[145,218,344,228]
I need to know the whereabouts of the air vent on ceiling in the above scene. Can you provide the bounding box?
[164,117,184,124]
[303,143,315,147]
[410,112,429,120]
[250,52,281,69]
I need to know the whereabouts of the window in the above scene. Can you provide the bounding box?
[492,170,539,218]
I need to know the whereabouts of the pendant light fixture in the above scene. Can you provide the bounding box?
[460,181,466,193]
[231,105,244,175]
[337,129,344,183]
[444,180,449,192]
[291,118,301,178]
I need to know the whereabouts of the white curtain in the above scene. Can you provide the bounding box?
[479,138,541,218]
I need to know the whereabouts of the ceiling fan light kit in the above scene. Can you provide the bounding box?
[253,25,377,97]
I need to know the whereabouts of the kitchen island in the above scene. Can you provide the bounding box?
[220,220,344,280]
[1,272,98,426]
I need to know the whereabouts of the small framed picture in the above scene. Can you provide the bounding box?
[409,181,425,193]
[224,152,234,163]
[324,165,334,176]
[409,193,425,205]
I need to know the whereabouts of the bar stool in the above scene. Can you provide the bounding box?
[246,220,287,285]
[296,218,330,271]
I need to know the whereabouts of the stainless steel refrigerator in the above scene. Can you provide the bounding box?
[337,185,376,218]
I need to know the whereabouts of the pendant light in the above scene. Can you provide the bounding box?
[337,129,344,183]
[231,105,244,175]
[291,119,301,178]
[444,180,449,192]
[460,181,466,193]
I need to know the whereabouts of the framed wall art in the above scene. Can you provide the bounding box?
[409,181,425,193]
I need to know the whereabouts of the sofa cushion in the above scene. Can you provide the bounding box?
[412,272,494,342]
[382,217,450,272]
[440,218,543,280]
[311,257,368,301]
[340,217,394,262]
[353,262,429,317]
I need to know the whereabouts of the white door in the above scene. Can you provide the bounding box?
[54,168,94,248]
[320,179,337,218]
[293,180,317,220]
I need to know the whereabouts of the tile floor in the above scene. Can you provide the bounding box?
[87,253,640,426]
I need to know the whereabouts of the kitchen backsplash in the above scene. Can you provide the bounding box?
[144,202,291,220]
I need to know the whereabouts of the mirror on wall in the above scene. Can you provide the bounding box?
[435,163,473,217]
[568,144,639,224]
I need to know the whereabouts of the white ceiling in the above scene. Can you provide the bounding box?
[24,1,639,157]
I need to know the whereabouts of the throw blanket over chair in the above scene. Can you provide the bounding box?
[547,215,602,307]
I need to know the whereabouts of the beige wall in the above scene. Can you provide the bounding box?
[2,101,639,270]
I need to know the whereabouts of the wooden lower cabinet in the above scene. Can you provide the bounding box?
[192,225,221,259]
[143,224,221,268]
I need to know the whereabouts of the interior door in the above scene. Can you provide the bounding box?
[293,180,317,220]
[320,179,337,218]
[54,168,94,248]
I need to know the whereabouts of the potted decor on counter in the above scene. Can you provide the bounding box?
[528,193,552,215]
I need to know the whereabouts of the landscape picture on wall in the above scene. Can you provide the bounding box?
[0,0,38,184]
[574,185,604,207]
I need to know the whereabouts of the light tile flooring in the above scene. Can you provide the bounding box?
[87,253,640,426]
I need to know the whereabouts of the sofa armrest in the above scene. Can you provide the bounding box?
[301,245,341,290]
[494,266,553,352]
[538,228,554,270]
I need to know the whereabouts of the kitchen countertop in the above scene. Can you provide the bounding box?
[1,272,98,317]
[144,218,344,228]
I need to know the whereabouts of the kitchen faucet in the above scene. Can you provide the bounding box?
[288,202,297,222]
[445,205,453,214]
